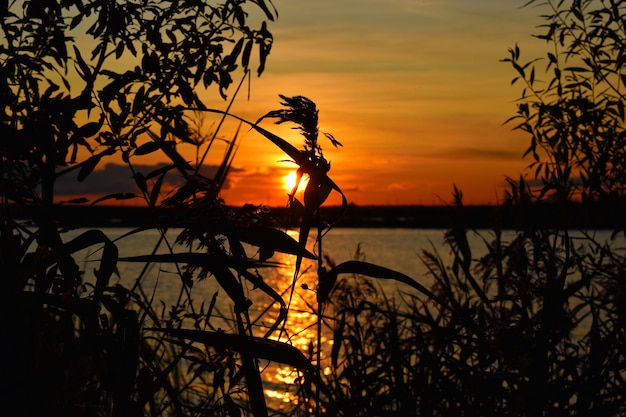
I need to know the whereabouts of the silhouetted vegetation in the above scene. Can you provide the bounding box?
[0,1,316,416]
[2,1,626,416]
[307,1,626,416]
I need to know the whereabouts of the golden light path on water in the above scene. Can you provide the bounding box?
[63,227,347,411]
[243,236,332,408]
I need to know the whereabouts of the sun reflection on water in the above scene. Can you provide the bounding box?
[244,240,337,410]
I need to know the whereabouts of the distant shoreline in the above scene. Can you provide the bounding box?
[7,203,626,230]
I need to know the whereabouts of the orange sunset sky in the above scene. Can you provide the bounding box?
[61,0,548,207]
[215,0,545,207]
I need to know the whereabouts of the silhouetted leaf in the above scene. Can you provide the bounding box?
[90,193,136,206]
[224,38,244,67]
[256,21,272,75]
[252,0,275,21]
[565,66,589,72]
[157,328,314,372]
[147,130,193,172]
[236,226,316,259]
[77,154,101,182]
[149,172,166,207]
[73,45,91,79]
[132,86,145,115]
[61,230,118,303]
[118,253,254,310]
[166,29,176,44]
[79,121,101,138]
[133,172,147,194]
[331,316,346,366]
[242,39,253,69]
[318,260,448,310]
[134,141,160,156]
[145,164,176,180]
[64,197,89,204]
[223,394,241,417]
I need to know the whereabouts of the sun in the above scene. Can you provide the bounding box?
[282,171,299,192]
[282,170,309,194]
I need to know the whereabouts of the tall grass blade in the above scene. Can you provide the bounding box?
[236,225,316,259]
[214,122,241,189]
[318,260,451,311]
[158,328,315,372]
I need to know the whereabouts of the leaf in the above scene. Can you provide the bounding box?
[572,5,584,21]
[69,14,83,30]
[115,41,124,59]
[73,45,91,79]
[118,253,251,310]
[252,0,275,21]
[331,316,346,366]
[238,269,287,337]
[156,328,314,372]
[236,226,316,259]
[77,154,101,182]
[224,37,244,67]
[200,108,299,162]
[223,394,241,417]
[133,172,148,194]
[118,253,224,265]
[90,193,136,206]
[166,29,176,44]
[147,130,193,172]
[242,39,253,69]
[149,172,166,207]
[132,86,145,115]
[134,141,161,156]
[93,237,118,302]
[214,125,240,188]
[547,52,557,64]
[63,230,118,303]
[256,21,272,76]
[317,260,449,311]
[145,164,176,179]
[62,197,89,204]
[81,121,102,138]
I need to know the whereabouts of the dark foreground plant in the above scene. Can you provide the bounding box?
[0,1,326,416]
[311,189,625,417]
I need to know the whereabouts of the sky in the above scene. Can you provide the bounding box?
[216,0,546,207]
[63,0,548,207]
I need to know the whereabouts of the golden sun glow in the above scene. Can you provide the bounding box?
[282,171,299,192]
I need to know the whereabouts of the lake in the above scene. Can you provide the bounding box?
[61,226,624,409]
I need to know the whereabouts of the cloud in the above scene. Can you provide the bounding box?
[387,182,416,191]
[55,162,221,195]
[423,147,521,161]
